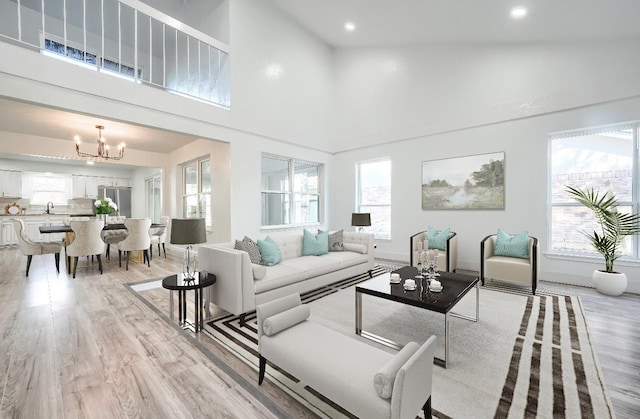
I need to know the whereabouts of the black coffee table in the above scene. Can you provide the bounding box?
[162,271,216,332]
[355,266,479,368]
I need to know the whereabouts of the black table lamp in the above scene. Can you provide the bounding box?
[351,213,371,232]
[170,218,207,280]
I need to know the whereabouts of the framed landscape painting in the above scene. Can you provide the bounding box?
[421,152,505,210]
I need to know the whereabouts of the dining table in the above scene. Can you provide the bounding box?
[39,223,166,272]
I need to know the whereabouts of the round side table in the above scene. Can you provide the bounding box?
[161,271,216,332]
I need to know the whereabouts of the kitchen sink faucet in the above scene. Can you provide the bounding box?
[46,201,54,214]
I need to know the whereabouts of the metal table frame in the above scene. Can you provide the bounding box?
[355,275,479,368]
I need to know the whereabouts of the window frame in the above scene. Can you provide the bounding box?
[548,122,640,260]
[181,157,211,230]
[356,157,392,240]
[261,153,323,229]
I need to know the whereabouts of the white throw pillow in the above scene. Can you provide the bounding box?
[262,305,310,336]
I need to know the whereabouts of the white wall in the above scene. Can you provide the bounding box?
[330,96,640,293]
[0,0,335,243]
[331,41,640,152]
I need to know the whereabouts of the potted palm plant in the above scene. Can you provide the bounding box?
[566,185,640,295]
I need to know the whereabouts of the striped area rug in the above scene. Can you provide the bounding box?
[203,267,613,418]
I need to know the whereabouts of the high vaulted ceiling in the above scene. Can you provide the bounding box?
[267,0,640,47]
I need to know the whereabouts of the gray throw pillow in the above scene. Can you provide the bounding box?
[319,229,345,252]
[242,236,262,264]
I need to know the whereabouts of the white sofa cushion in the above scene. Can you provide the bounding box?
[262,304,310,336]
[322,252,370,269]
[261,321,392,419]
[281,256,342,278]
[373,342,419,399]
[254,264,307,293]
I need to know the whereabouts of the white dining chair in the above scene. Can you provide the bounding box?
[149,216,169,259]
[12,219,63,276]
[66,219,106,278]
[116,218,152,270]
[102,215,128,260]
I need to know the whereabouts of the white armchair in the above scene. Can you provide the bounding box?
[12,219,63,276]
[410,230,458,272]
[480,234,539,294]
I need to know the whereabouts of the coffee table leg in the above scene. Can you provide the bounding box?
[169,290,174,321]
[355,291,362,335]
[476,281,480,321]
[444,312,450,368]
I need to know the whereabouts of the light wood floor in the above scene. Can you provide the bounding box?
[0,247,638,418]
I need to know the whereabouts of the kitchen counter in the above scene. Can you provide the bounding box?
[1,213,96,217]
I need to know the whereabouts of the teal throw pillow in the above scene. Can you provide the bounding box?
[257,236,282,266]
[427,226,450,251]
[494,229,530,259]
[302,230,329,256]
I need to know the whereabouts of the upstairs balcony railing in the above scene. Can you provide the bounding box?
[0,0,230,108]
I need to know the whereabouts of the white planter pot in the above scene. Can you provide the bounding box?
[592,270,627,296]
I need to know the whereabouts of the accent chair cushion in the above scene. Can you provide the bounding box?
[427,226,450,251]
[262,304,310,336]
[302,230,329,256]
[494,229,529,259]
[373,341,420,399]
[258,236,282,266]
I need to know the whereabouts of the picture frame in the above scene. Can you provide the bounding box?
[421,151,505,210]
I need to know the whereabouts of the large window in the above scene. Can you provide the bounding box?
[22,173,72,205]
[357,158,391,239]
[145,174,162,223]
[550,123,638,257]
[182,158,211,230]
[261,154,322,227]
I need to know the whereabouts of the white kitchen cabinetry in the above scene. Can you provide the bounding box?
[1,220,17,246]
[24,217,47,242]
[0,170,22,198]
[114,178,130,187]
[73,176,98,198]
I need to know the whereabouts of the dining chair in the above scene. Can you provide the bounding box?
[102,215,128,260]
[12,219,63,276]
[149,216,169,259]
[66,219,106,278]
[116,218,152,270]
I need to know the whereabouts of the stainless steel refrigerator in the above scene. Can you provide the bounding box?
[98,186,132,218]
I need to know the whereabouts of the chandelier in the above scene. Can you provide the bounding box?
[75,125,125,160]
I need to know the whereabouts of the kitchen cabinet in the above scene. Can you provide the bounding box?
[25,217,47,242]
[72,176,99,199]
[0,170,22,198]
[1,220,17,246]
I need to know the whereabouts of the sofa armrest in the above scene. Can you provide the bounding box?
[390,335,436,419]
[198,244,255,315]
[343,232,375,265]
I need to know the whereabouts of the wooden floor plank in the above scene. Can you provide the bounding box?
[1,247,639,418]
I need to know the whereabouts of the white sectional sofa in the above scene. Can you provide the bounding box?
[198,231,375,323]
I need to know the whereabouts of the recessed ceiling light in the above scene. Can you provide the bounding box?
[510,6,527,19]
[344,22,356,32]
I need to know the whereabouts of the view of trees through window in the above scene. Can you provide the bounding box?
[357,158,391,239]
[550,125,636,256]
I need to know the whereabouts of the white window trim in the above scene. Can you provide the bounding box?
[356,157,391,240]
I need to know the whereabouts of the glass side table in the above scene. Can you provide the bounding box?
[161,271,216,332]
